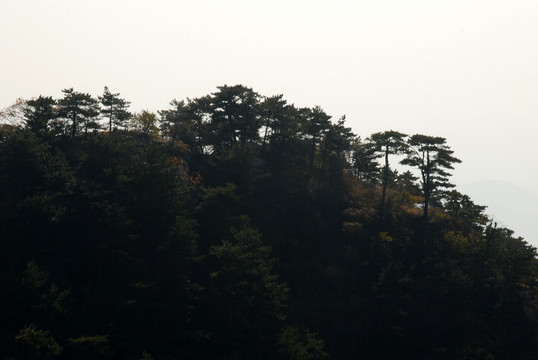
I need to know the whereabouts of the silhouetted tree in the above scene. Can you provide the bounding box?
[401,134,461,220]
[206,85,261,151]
[259,94,298,149]
[323,115,355,160]
[99,86,131,132]
[160,98,208,154]
[2,85,538,360]
[22,96,59,137]
[57,88,100,136]
[369,130,408,218]
[444,190,488,230]
[351,137,379,183]
[303,106,331,172]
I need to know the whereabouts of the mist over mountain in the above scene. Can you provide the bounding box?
[459,180,538,247]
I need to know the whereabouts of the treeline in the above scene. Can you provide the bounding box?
[0,85,537,359]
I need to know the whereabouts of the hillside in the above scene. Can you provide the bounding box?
[1,86,537,359]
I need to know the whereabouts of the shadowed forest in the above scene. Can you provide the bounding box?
[1,85,537,359]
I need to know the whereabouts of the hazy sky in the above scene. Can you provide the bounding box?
[2,0,537,238]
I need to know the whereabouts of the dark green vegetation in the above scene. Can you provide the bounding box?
[1,85,537,359]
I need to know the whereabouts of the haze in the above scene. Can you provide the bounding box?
[1,0,536,242]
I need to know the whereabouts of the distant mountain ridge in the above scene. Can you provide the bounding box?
[459,180,538,247]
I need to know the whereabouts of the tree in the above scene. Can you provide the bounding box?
[0,98,27,127]
[303,106,332,171]
[159,98,207,154]
[279,325,328,360]
[394,170,420,194]
[208,216,288,358]
[350,137,380,183]
[131,110,159,135]
[22,96,59,137]
[443,190,488,229]
[323,115,355,161]
[369,130,408,218]
[316,115,355,190]
[15,324,63,358]
[401,134,461,220]
[57,88,100,136]
[206,85,261,151]
[258,96,305,179]
[464,224,538,358]
[259,95,304,149]
[99,86,131,132]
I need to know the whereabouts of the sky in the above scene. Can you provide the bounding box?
[1,0,537,241]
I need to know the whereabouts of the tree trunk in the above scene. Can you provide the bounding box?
[380,145,389,218]
[71,113,77,137]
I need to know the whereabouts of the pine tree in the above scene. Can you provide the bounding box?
[369,130,408,218]
[57,88,100,136]
[22,96,58,137]
[99,86,131,132]
[401,134,461,220]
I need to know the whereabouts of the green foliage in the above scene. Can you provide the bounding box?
[99,86,131,132]
[140,350,154,360]
[131,110,159,134]
[206,216,289,358]
[15,324,63,359]
[22,260,71,314]
[209,85,261,148]
[209,216,288,320]
[68,335,110,356]
[322,115,355,160]
[57,88,100,136]
[279,325,327,360]
[259,94,299,149]
[394,170,420,194]
[401,134,461,220]
[22,96,59,137]
[160,98,207,153]
[350,137,380,183]
[303,106,332,171]
[369,130,408,217]
[443,190,488,230]
[1,85,537,360]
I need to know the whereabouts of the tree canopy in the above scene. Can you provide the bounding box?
[99,86,131,132]
[401,134,462,220]
[0,85,535,360]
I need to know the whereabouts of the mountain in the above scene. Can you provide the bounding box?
[459,180,538,247]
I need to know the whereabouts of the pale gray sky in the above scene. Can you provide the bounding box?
[2,0,537,240]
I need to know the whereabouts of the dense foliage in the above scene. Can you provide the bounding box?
[1,85,537,359]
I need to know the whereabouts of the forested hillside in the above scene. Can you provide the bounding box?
[1,85,537,359]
